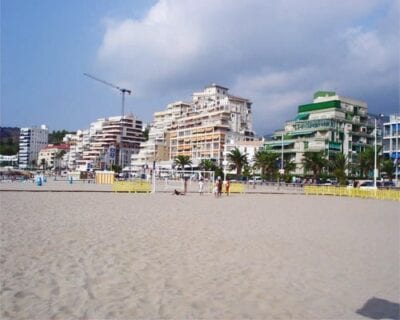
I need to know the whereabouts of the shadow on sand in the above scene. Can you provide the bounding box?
[356,297,399,320]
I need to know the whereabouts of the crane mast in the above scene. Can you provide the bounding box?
[83,73,132,116]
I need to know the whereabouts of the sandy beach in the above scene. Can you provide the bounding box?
[1,191,399,319]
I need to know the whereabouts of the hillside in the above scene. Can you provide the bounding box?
[0,127,20,155]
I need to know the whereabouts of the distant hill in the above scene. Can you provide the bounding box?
[0,127,20,155]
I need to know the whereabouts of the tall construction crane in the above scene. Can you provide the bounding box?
[83,72,132,116]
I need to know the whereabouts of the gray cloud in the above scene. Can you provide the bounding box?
[96,0,399,134]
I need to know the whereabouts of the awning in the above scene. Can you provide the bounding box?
[287,129,316,136]
[266,141,294,147]
[295,113,309,120]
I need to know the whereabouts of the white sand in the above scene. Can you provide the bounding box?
[1,192,399,319]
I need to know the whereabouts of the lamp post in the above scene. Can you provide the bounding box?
[278,133,285,176]
[396,124,399,186]
[223,137,228,182]
[281,133,284,171]
[373,118,378,189]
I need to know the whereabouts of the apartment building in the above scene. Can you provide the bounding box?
[383,114,400,181]
[77,114,144,171]
[63,129,90,170]
[18,125,48,169]
[131,102,190,169]
[131,84,255,170]
[37,144,70,169]
[265,91,376,176]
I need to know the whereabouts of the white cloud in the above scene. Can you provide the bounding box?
[96,0,399,133]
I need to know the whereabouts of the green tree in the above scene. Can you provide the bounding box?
[55,150,66,171]
[49,130,70,144]
[302,151,328,181]
[0,137,19,155]
[227,147,247,176]
[242,164,252,180]
[254,149,279,180]
[40,158,47,171]
[329,153,349,186]
[174,155,192,170]
[380,158,395,181]
[359,146,382,178]
[111,164,122,173]
[199,159,216,171]
[143,127,150,141]
[282,158,296,182]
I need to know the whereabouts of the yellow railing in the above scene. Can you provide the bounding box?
[304,186,400,202]
[112,181,152,193]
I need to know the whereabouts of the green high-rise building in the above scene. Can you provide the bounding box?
[265,91,379,177]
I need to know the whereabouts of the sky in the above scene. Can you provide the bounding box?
[1,0,399,135]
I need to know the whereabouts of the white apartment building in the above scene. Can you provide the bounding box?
[63,129,90,170]
[131,102,191,170]
[131,84,255,171]
[37,144,70,170]
[383,114,399,182]
[169,84,254,164]
[78,114,144,171]
[18,125,48,169]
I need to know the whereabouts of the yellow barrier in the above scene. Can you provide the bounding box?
[96,171,115,184]
[228,183,245,194]
[112,181,152,193]
[304,186,400,202]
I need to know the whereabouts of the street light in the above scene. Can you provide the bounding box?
[374,118,378,189]
[223,137,229,182]
[278,133,285,176]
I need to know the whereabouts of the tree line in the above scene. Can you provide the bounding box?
[0,129,75,156]
[172,146,396,186]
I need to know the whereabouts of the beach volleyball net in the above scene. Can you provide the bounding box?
[152,169,215,194]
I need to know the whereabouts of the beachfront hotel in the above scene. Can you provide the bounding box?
[18,125,48,169]
[265,91,378,176]
[130,84,256,170]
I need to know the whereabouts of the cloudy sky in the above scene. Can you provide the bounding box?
[2,0,399,134]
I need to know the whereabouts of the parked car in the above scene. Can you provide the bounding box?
[379,181,395,188]
[358,181,376,190]
[248,177,263,184]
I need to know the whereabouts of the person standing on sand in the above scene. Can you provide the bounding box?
[199,178,204,195]
[225,179,230,196]
[213,179,218,197]
[217,176,223,197]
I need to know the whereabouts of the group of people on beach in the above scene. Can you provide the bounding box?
[212,176,230,197]
[173,176,230,196]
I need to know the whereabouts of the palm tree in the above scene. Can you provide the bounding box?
[254,149,279,180]
[302,151,328,182]
[227,148,247,176]
[358,146,382,178]
[381,158,395,181]
[55,150,66,173]
[282,158,296,182]
[199,159,216,171]
[329,153,349,185]
[242,164,252,180]
[174,155,192,171]
[40,158,47,172]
